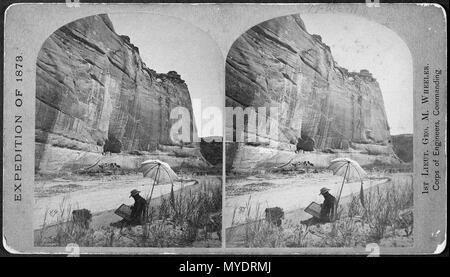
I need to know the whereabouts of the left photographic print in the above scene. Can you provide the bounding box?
[33,13,223,248]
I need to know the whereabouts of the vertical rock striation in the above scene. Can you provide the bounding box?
[36,14,198,172]
[226,14,396,170]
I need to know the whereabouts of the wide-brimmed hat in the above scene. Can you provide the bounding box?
[319,187,330,195]
[130,189,140,197]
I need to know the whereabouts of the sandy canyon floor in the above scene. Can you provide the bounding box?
[225,170,413,248]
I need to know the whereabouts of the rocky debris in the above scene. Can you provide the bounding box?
[35,14,199,173]
[127,150,145,156]
[77,162,123,175]
[226,14,395,171]
[227,143,400,173]
[269,160,316,175]
[293,161,314,171]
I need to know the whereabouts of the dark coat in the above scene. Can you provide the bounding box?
[130,194,147,224]
[320,192,336,222]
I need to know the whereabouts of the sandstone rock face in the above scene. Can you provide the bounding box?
[36,14,199,172]
[226,14,395,171]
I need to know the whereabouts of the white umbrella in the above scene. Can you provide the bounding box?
[139,159,179,206]
[328,158,367,182]
[328,158,367,219]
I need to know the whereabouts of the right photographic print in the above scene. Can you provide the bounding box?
[224,13,414,248]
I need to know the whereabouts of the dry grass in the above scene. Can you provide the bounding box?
[228,175,413,248]
[35,197,96,246]
[144,179,222,245]
[36,177,222,247]
[309,176,413,247]
[364,179,413,241]
[228,199,310,248]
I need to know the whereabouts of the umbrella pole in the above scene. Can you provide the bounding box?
[334,163,349,221]
[147,166,160,221]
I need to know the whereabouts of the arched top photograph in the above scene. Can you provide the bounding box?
[224,12,415,249]
[33,12,223,248]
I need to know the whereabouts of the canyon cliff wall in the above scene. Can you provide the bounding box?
[36,14,203,173]
[226,14,397,171]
